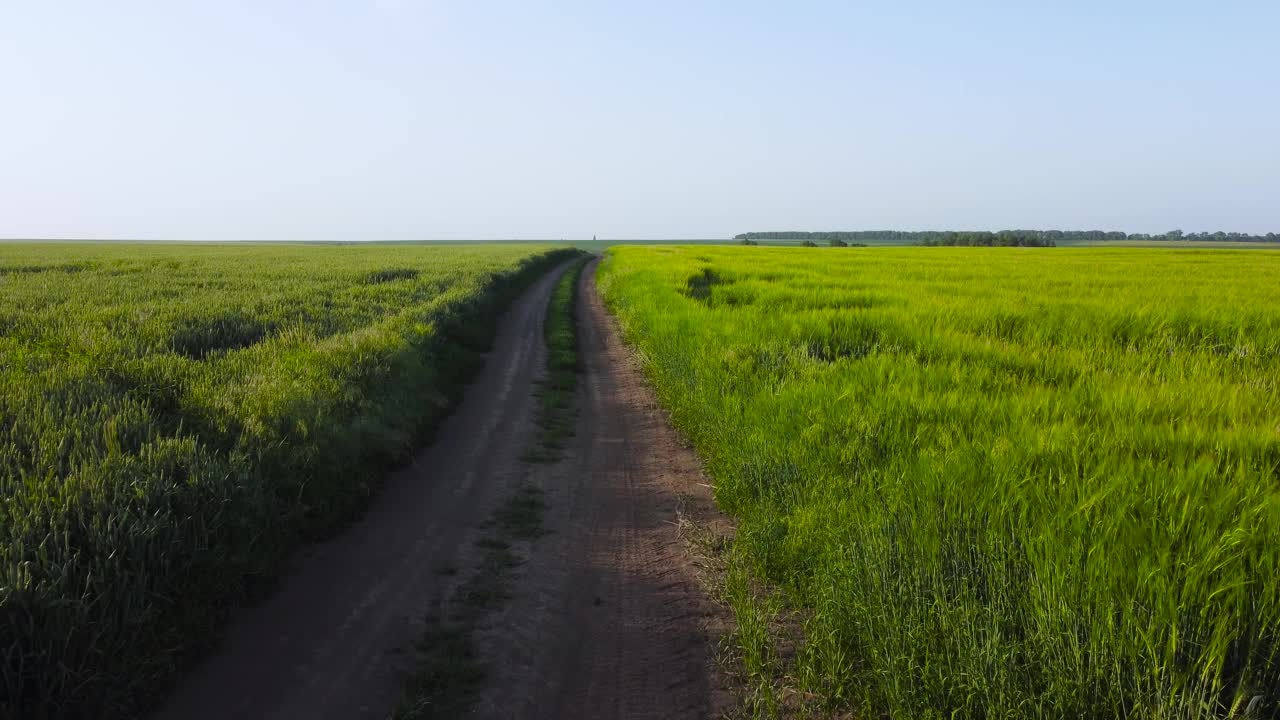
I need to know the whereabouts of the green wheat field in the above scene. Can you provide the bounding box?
[0,242,578,717]
[3,241,1278,718]
[599,246,1280,718]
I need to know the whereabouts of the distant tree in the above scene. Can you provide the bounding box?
[801,240,819,247]
[731,228,1277,246]
[739,238,758,246]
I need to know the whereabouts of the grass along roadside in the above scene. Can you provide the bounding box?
[395,257,586,718]
[669,427,807,720]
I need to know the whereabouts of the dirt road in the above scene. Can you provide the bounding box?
[153,258,724,720]
[471,259,726,719]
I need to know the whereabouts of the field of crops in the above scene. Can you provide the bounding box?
[0,242,577,718]
[599,246,1280,718]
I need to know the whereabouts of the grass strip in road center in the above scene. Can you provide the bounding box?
[395,257,587,718]
[526,256,589,461]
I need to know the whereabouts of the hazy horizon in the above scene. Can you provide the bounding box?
[3,2,1277,241]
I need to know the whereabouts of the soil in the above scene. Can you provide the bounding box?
[151,257,729,720]
[469,259,730,719]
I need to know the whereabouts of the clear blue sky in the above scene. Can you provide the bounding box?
[2,1,1276,240]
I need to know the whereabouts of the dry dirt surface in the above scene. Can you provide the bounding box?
[470,259,729,720]
[152,257,728,720]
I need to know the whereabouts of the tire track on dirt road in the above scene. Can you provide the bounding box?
[471,258,730,720]
[152,261,573,720]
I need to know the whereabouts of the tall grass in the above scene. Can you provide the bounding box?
[0,242,579,718]
[599,246,1280,718]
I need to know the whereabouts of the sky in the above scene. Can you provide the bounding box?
[1,1,1277,240]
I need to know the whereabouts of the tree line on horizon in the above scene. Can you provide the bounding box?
[734,229,1280,247]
